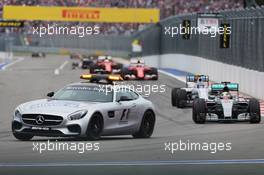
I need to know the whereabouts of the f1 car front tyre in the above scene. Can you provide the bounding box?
[177,89,187,108]
[171,88,179,106]
[121,68,134,80]
[86,113,104,140]
[150,68,158,80]
[12,132,34,141]
[193,99,206,124]
[133,110,155,138]
[89,64,100,74]
[113,63,123,73]
[249,99,261,123]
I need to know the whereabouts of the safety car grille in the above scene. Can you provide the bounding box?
[22,114,63,126]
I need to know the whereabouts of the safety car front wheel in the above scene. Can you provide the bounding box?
[86,113,104,140]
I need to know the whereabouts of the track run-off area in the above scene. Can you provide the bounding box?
[0,55,263,174]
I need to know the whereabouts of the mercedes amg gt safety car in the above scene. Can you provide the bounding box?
[89,56,123,74]
[171,75,209,108]
[12,74,156,141]
[121,58,158,80]
[192,82,261,124]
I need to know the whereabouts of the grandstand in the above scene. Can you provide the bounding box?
[0,0,244,35]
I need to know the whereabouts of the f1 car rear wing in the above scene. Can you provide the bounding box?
[130,58,145,65]
[186,75,209,87]
[80,74,123,84]
[211,82,239,92]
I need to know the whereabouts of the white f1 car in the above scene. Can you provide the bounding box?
[193,82,261,124]
[12,74,156,141]
[171,75,209,108]
[32,52,46,58]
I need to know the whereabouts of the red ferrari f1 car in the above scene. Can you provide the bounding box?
[89,56,123,74]
[121,58,158,80]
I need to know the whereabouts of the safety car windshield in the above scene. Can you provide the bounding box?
[53,85,113,102]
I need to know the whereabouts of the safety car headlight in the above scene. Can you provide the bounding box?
[67,110,88,121]
[14,109,22,118]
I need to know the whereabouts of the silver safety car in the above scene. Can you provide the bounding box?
[12,74,156,141]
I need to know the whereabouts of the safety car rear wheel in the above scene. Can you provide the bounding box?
[133,110,155,138]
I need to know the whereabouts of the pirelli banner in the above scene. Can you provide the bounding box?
[3,5,160,23]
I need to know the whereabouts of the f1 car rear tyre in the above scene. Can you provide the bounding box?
[121,68,135,80]
[113,63,123,70]
[12,132,34,141]
[112,64,123,73]
[177,89,187,108]
[89,64,100,74]
[193,99,206,124]
[249,99,261,123]
[86,113,104,140]
[133,110,155,138]
[171,88,179,107]
[121,68,129,80]
[72,62,79,69]
[150,68,158,80]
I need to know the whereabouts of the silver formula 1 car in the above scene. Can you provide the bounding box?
[192,82,261,124]
[12,74,156,141]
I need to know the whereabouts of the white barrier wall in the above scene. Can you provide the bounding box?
[143,54,264,100]
[0,51,13,60]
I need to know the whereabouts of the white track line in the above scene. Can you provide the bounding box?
[1,159,264,167]
[54,61,68,75]
[1,57,24,70]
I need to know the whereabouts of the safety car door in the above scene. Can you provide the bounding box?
[111,90,138,134]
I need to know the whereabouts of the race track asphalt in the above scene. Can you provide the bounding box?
[0,55,263,175]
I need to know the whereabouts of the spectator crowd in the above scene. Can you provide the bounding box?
[0,0,243,35]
